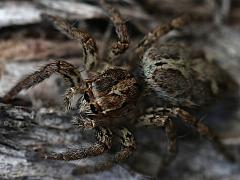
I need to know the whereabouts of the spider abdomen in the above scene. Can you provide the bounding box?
[141,44,237,107]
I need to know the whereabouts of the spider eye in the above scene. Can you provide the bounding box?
[84,91,90,102]
[90,104,98,114]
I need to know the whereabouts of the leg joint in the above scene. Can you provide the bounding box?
[95,127,113,149]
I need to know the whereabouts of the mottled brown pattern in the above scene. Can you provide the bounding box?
[141,44,237,107]
[43,127,112,161]
[153,68,191,97]
[135,14,192,56]
[94,69,130,93]
[99,0,129,61]
[3,61,81,103]
[2,0,237,176]
[89,69,140,119]
[42,14,98,71]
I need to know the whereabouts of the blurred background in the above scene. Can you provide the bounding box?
[0,0,240,179]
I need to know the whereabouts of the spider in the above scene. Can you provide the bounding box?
[2,0,236,176]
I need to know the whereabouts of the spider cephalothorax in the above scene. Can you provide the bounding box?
[2,0,237,176]
[79,68,140,127]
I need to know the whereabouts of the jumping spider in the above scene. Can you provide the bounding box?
[3,0,237,175]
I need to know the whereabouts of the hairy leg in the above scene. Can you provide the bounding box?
[137,106,235,175]
[115,127,137,161]
[3,61,82,103]
[135,14,192,57]
[139,107,234,161]
[43,127,113,161]
[99,0,130,62]
[172,108,235,161]
[42,14,99,71]
[137,108,178,168]
[73,127,136,175]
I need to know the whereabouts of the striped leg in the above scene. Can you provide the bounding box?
[172,108,235,162]
[3,61,82,103]
[73,127,136,175]
[43,127,113,161]
[42,14,99,71]
[135,14,192,57]
[137,107,178,170]
[137,107,235,165]
[99,0,130,62]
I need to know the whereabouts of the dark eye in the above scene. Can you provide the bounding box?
[90,104,98,114]
[84,91,90,102]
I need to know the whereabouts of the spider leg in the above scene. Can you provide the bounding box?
[172,108,235,162]
[3,61,82,103]
[135,14,192,57]
[99,0,130,62]
[115,127,137,162]
[42,127,113,161]
[137,106,235,175]
[73,127,136,175]
[137,108,178,168]
[42,14,99,71]
[138,107,235,161]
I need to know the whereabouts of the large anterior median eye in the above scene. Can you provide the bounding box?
[90,104,98,114]
[84,91,90,102]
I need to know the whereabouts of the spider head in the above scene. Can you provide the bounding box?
[79,68,140,126]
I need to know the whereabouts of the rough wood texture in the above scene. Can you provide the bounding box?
[0,38,82,62]
[0,103,143,179]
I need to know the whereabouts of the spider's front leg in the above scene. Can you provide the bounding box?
[42,14,99,71]
[3,61,83,103]
[99,0,130,61]
[42,127,113,161]
[73,127,136,175]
